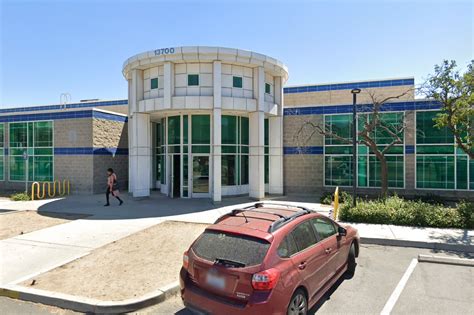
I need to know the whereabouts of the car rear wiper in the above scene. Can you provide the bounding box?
[214,258,246,268]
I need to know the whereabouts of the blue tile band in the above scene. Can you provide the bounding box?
[53,147,129,155]
[284,146,323,155]
[284,78,414,94]
[283,100,440,116]
[0,100,128,114]
[405,145,415,154]
[0,110,128,123]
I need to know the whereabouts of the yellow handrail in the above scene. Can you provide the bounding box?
[333,186,340,221]
[30,179,71,200]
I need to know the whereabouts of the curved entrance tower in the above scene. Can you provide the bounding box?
[122,46,288,201]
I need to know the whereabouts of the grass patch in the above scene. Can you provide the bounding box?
[339,195,473,229]
[10,192,31,201]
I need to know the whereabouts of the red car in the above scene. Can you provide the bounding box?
[180,202,360,315]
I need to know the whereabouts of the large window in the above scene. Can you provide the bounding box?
[416,111,472,190]
[9,121,53,182]
[324,113,405,188]
[221,115,249,186]
[0,123,4,180]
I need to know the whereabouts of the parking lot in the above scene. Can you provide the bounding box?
[1,244,472,315]
[136,244,473,315]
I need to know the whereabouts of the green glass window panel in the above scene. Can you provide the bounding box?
[188,74,199,86]
[10,148,26,156]
[0,123,4,148]
[241,155,249,185]
[183,115,188,144]
[34,156,53,181]
[167,116,181,145]
[0,149,4,181]
[160,155,166,184]
[236,155,240,185]
[374,145,404,155]
[222,115,237,145]
[156,123,162,147]
[357,156,368,187]
[9,156,26,181]
[265,83,271,94]
[416,156,455,189]
[156,155,161,182]
[456,156,468,190]
[368,112,404,145]
[9,123,28,148]
[325,156,353,186]
[151,78,158,89]
[264,147,269,154]
[416,145,454,154]
[192,145,210,153]
[222,155,237,186]
[358,146,368,155]
[416,111,453,144]
[168,146,180,153]
[183,146,188,153]
[191,115,210,144]
[183,155,188,186]
[264,119,269,146]
[368,156,404,188]
[34,148,53,155]
[325,115,352,145]
[456,148,468,155]
[470,160,474,190]
[233,76,242,88]
[222,146,237,154]
[241,117,249,145]
[324,146,353,154]
[265,155,269,184]
[241,146,249,154]
[183,188,188,198]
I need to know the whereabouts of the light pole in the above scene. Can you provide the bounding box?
[351,88,361,207]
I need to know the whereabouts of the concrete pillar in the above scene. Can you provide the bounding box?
[269,116,283,194]
[249,66,265,199]
[212,61,222,202]
[129,113,152,197]
[164,62,174,109]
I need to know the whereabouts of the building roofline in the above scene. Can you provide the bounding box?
[285,77,415,89]
[0,99,128,115]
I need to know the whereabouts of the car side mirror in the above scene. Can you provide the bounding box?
[338,226,347,236]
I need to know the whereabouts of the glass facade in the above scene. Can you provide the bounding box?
[9,121,53,182]
[324,113,405,188]
[221,115,249,186]
[416,111,472,190]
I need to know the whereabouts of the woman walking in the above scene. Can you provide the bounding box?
[105,168,123,206]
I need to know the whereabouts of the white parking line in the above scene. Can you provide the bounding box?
[380,258,418,315]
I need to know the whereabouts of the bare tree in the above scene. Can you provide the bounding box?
[292,88,413,198]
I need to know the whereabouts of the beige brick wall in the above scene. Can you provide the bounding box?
[284,155,324,195]
[54,155,93,194]
[284,86,414,107]
[54,118,92,147]
[93,118,128,148]
[283,115,324,147]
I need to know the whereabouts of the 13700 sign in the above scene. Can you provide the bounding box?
[154,48,175,56]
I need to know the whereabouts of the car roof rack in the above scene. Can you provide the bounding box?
[214,202,314,232]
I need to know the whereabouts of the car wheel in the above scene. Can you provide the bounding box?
[346,242,357,275]
[287,288,308,315]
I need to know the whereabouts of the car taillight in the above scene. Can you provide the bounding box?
[183,251,189,270]
[252,268,280,290]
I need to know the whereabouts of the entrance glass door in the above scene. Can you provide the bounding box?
[192,155,209,197]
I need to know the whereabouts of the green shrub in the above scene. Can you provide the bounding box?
[339,195,467,229]
[320,190,353,205]
[457,201,474,229]
[10,192,30,201]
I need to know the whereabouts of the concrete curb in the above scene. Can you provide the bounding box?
[360,237,474,253]
[0,281,180,314]
[418,254,474,266]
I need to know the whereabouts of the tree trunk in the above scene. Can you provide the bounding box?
[379,156,388,199]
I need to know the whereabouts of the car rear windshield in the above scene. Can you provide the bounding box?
[192,230,271,267]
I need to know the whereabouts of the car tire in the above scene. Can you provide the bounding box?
[287,288,308,315]
[345,242,357,276]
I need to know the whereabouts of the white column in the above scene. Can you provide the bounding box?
[164,62,173,109]
[212,61,222,202]
[269,116,283,194]
[249,67,265,199]
[129,113,151,197]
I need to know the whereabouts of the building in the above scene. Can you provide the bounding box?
[0,100,129,194]
[0,46,472,200]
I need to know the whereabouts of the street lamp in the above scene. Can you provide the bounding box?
[351,88,361,207]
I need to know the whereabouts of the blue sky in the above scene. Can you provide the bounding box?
[1,0,472,107]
